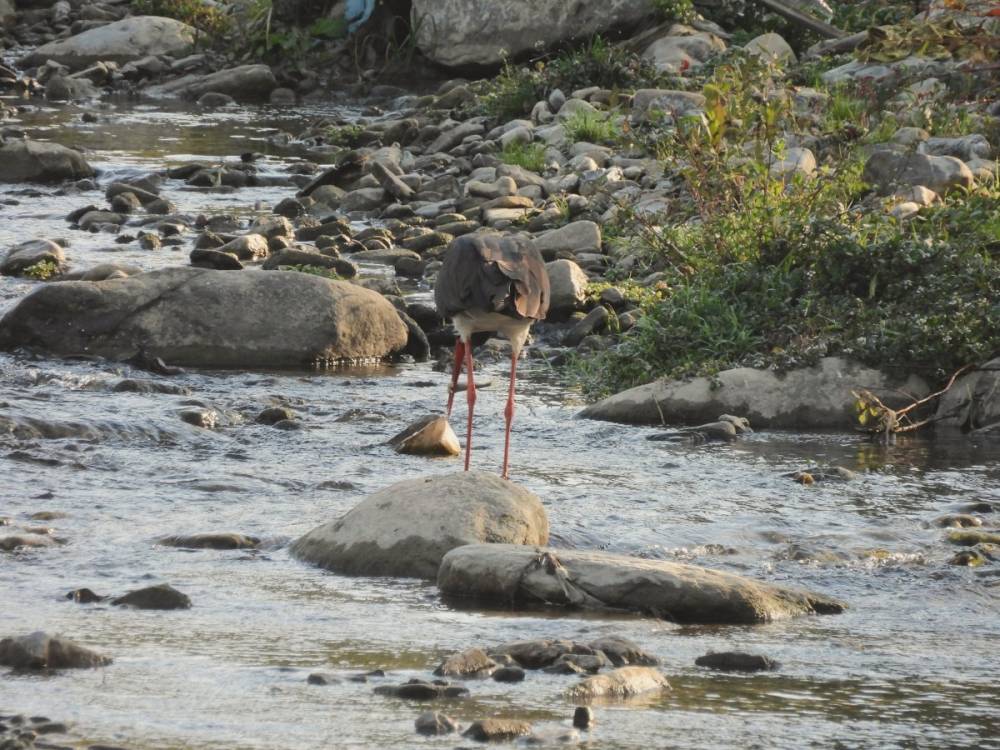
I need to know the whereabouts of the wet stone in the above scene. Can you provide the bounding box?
[463,719,532,742]
[347,669,385,683]
[111,583,191,610]
[572,706,594,729]
[588,637,659,667]
[932,514,983,529]
[159,533,260,550]
[415,711,458,736]
[695,651,780,672]
[179,408,218,429]
[434,647,497,677]
[33,723,68,735]
[256,406,296,425]
[307,672,339,685]
[492,666,526,683]
[66,588,106,603]
[374,679,470,700]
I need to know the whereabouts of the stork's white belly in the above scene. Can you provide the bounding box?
[452,311,533,354]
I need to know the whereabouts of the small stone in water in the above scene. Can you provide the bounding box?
[463,718,532,742]
[307,672,339,685]
[492,666,526,682]
[573,706,594,729]
[66,588,106,603]
[694,651,779,672]
[414,711,458,736]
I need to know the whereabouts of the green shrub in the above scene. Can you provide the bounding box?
[563,110,621,144]
[501,141,547,172]
[131,0,231,37]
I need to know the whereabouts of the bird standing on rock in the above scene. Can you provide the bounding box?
[434,233,550,479]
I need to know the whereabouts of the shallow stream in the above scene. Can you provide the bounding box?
[1,93,998,750]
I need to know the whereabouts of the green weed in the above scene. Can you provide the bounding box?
[500,141,547,173]
[563,110,621,144]
[22,260,60,281]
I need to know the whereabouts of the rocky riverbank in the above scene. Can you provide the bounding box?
[2,2,1000,748]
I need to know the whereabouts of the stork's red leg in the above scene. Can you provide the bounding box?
[446,337,465,418]
[464,341,475,471]
[501,351,518,480]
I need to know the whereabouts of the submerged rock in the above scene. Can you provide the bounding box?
[66,588,107,604]
[0,267,408,368]
[694,651,780,672]
[565,666,669,702]
[159,533,260,550]
[580,357,928,429]
[290,471,549,580]
[438,545,846,624]
[374,679,470,700]
[463,718,533,742]
[0,632,111,669]
[111,584,192,610]
[415,711,459,735]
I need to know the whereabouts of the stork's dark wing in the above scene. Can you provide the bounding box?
[434,234,550,321]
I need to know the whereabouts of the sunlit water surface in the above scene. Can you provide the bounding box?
[1,92,998,750]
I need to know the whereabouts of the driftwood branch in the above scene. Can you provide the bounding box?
[852,363,976,441]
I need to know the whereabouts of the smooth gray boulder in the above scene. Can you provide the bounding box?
[545,259,589,318]
[533,220,601,259]
[411,0,657,67]
[578,357,929,429]
[19,16,196,70]
[934,357,1000,434]
[145,64,277,102]
[290,471,549,580]
[1,239,66,276]
[863,151,975,195]
[0,631,111,669]
[0,140,95,183]
[437,544,846,624]
[0,267,408,368]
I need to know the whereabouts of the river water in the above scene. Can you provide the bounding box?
[1,94,998,750]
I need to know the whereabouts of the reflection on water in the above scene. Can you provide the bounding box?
[1,96,999,750]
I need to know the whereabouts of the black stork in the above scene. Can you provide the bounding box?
[434,233,550,479]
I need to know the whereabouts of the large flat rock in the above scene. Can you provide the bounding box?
[437,544,846,624]
[0,267,408,368]
[19,16,196,70]
[291,472,549,579]
[578,357,929,429]
[411,0,657,68]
